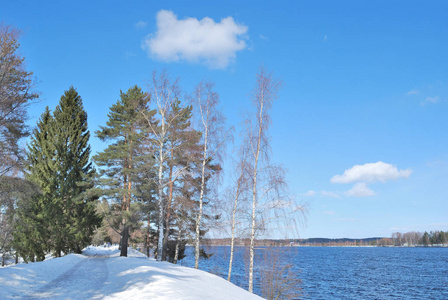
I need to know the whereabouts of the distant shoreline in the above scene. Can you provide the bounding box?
[202,237,448,248]
[199,244,448,248]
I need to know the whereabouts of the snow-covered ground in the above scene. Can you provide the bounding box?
[0,246,263,299]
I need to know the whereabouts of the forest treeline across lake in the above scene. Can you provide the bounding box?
[204,230,448,247]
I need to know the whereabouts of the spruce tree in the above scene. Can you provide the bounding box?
[16,88,101,259]
[52,87,100,254]
[14,107,55,261]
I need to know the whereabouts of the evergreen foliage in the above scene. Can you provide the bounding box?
[52,87,100,254]
[94,85,153,257]
[14,87,101,260]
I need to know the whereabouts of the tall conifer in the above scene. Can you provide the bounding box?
[16,87,100,259]
[94,85,152,257]
[14,107,55,261]
[52,87,100,254]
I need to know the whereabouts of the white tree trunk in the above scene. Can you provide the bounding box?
[157,120,165,262]
[195,128,208,269]
[249,90,264,293]
[228,168,243,281]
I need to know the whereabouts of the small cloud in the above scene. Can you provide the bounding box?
[333,218,357,222]
[323,211,334,215]
[320,191,341,198]
[303,190,316,197]
[406,89,419,95]
[302,190,340,198]
[331,161,412,184]
[135,21,147,29]
[142,10,248,69]
[345,183,376,197]
[421,96,440,106]
[323,35,327,42]
[259,34,268,40]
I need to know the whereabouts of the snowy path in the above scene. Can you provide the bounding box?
[0,246,263,300]
[24,256,109,299]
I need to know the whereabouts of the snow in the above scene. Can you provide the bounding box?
[0,246,263,299]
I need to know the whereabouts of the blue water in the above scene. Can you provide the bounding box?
[180,246,448,299]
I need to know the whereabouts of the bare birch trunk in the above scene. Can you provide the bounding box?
[157,136,164,261]
[228,161,244,281]
[249,86,264,293]
[227,195,237,281]
[195,128,208,269]
[163,149,174,261]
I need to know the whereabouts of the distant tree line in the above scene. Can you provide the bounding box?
[205,233,448,247]
[391,231,448,246]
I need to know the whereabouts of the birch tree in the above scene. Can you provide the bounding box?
[142,71,187,261]
[246,68,306,292]
[191,81,226,269]
[227,148,249,281]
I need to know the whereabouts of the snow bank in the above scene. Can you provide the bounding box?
[0,246,263,299]
[0,254,85,298]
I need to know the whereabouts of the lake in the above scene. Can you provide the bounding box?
[180,246,448,299]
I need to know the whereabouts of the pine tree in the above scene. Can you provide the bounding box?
[94,85,153,257]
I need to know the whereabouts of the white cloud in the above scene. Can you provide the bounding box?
[142,10,248,69]
[331,161,412,184]
[421,95,440,106]
[323,35,327,42]
[323,211,334,215]
[303,190,341,198]
[303,190,316,197]
[406,89,419,95]
[345,183,376,197]
[135,21,147,29]
[320,191,341,198]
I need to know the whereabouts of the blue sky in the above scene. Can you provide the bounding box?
[2,0,447,238]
